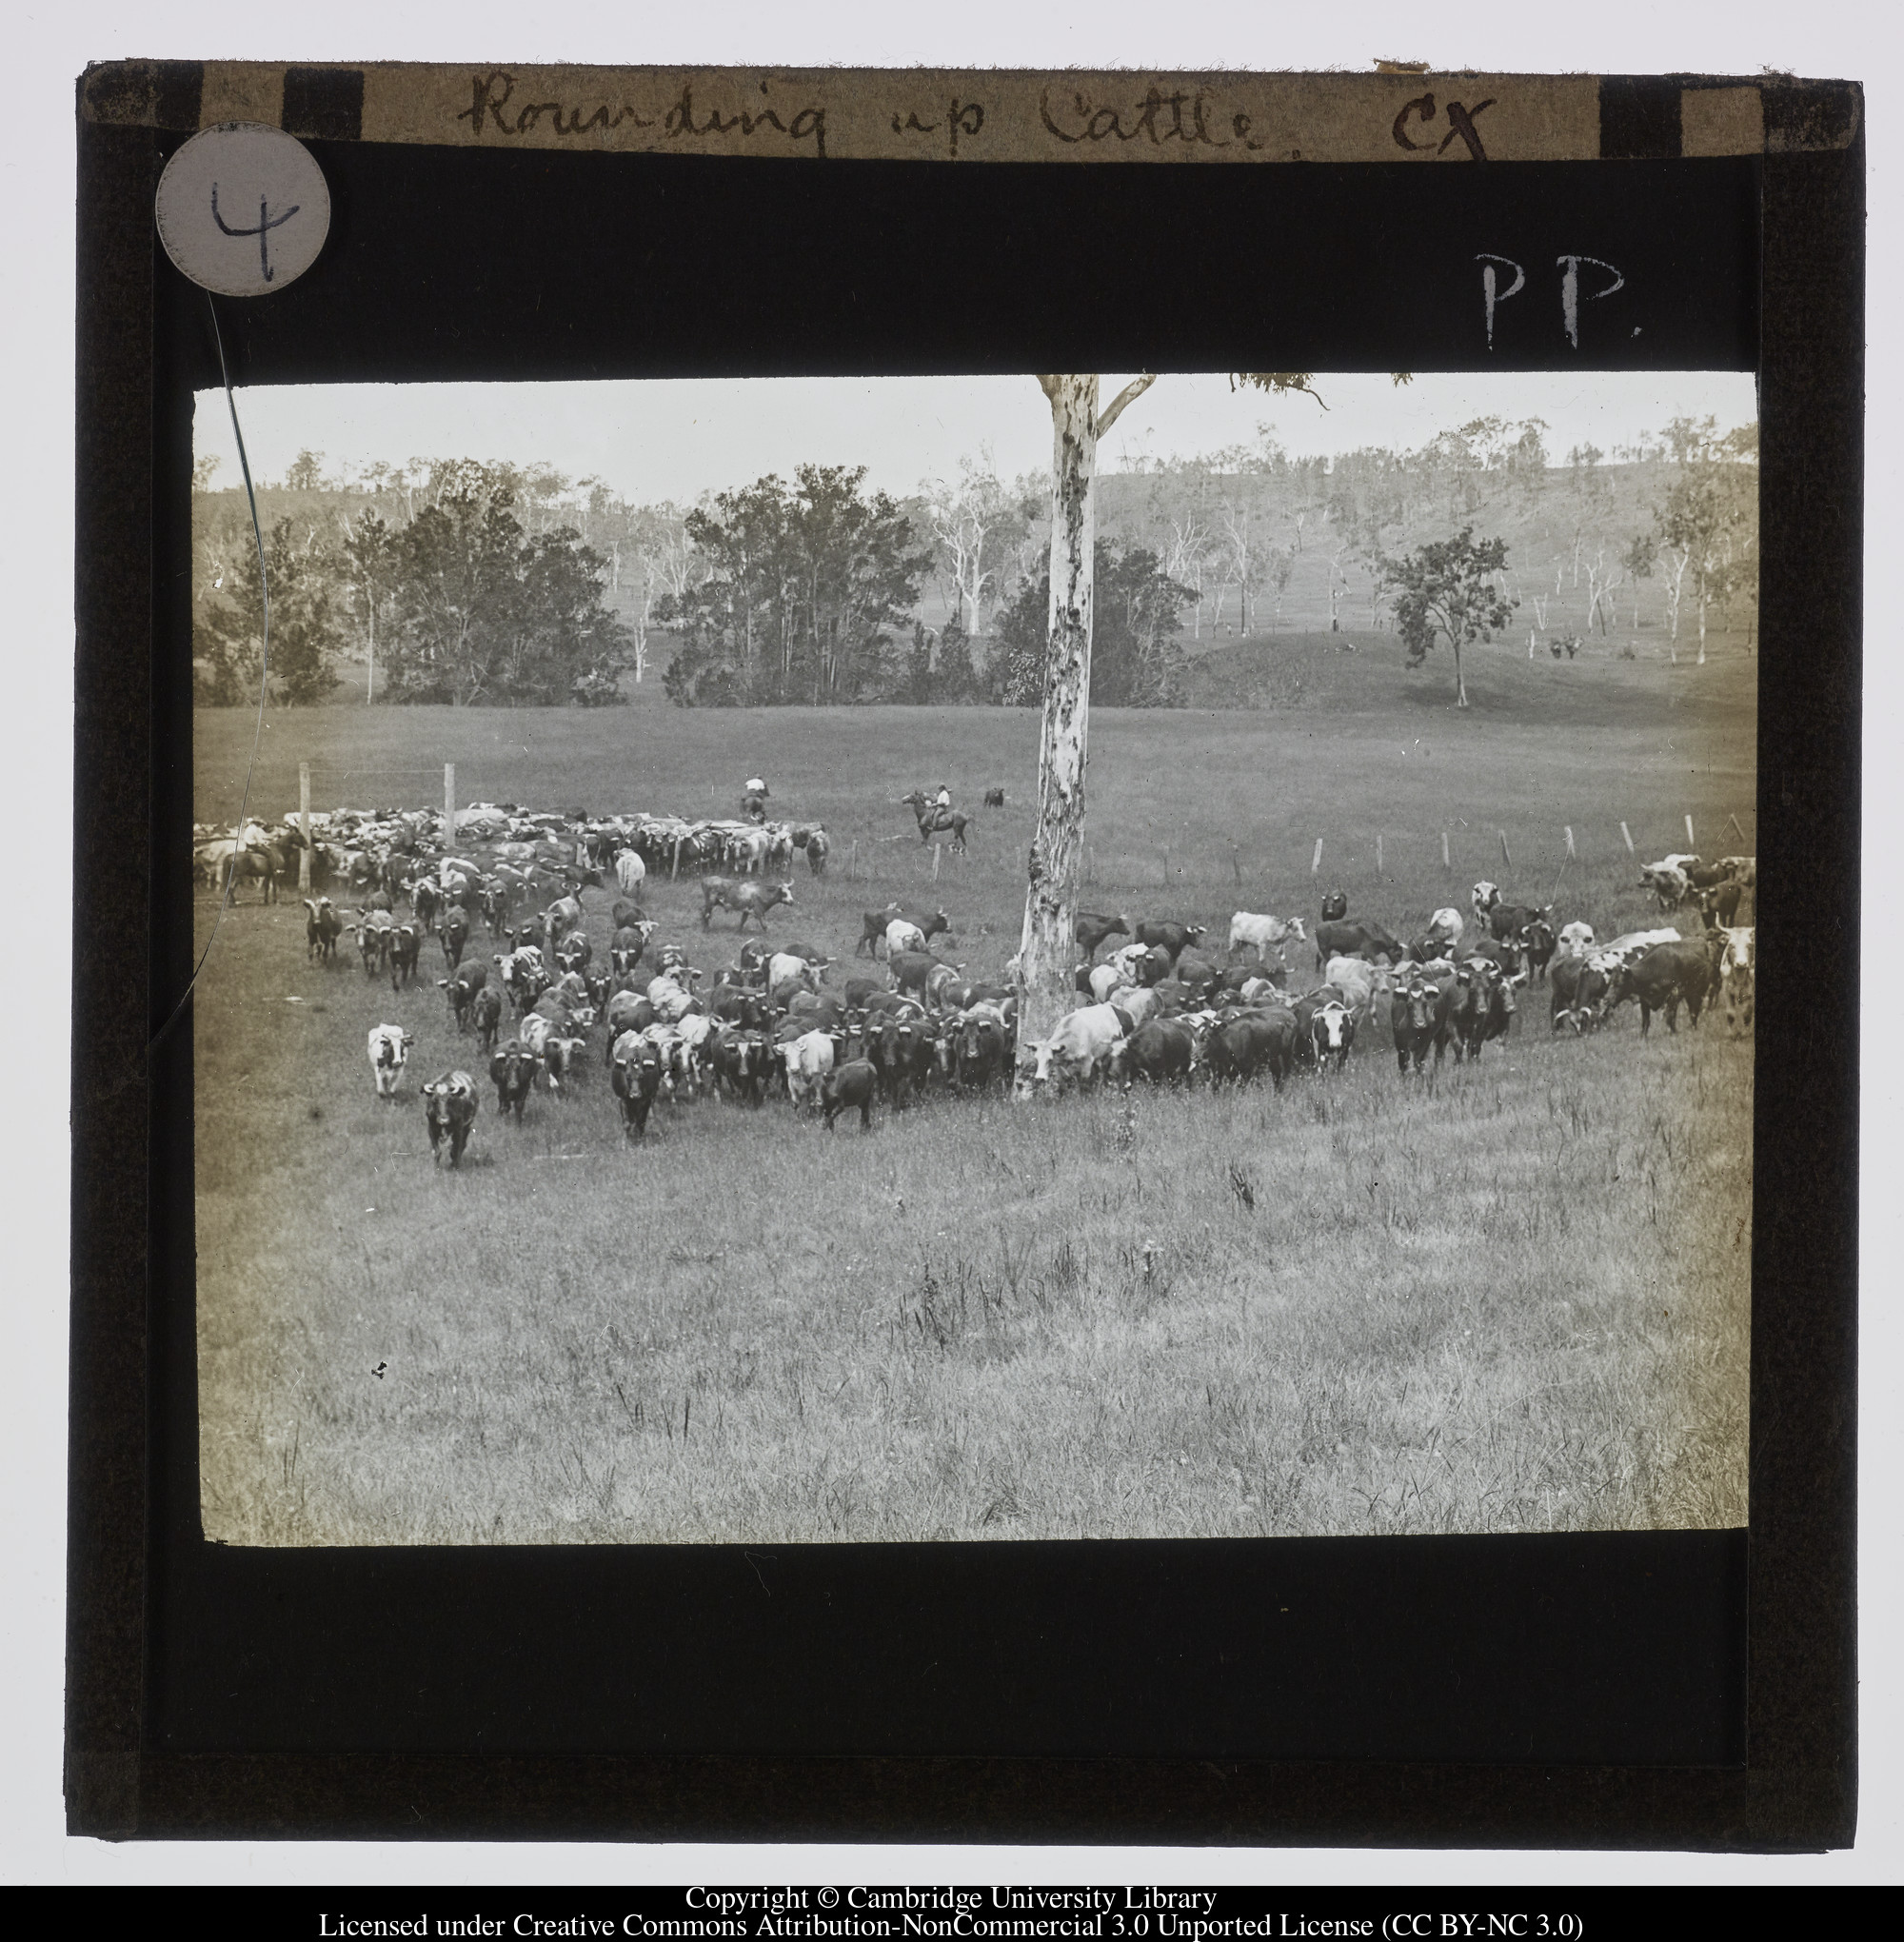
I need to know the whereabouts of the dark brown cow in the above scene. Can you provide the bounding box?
[1604,941,1714,1037]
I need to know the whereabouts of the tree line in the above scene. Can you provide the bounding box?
[190,409,1755,709]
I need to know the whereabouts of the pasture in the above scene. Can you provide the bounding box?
[193,644,1755,1546]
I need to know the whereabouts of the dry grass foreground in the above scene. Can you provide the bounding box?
[194,664,1754,1544]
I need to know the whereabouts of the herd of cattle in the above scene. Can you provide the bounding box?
[198,802,1755,1167]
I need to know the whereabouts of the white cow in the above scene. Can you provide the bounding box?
[1425,906,1465,949]
[518,1013,554,1057]
[885,918,927,960]
[367,1024,413,1100]
[1323,955,1385,1017]
[1104,941,1152,983]
[1031,1003,1130,1085]
[1111,984,1159,1027]
[1557,921,1597,960]
[782,1029,836,1109]
[1471,881,1501,926]
[1640,863,1693,910]
[767,950,821,993]
[1719,925,1755,977]
[1590,929,1682,974]
[1088,962,1131,1005]
[613,847,646,895]
[1229,911,1307,959]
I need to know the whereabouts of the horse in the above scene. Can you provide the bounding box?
[900,791,972,854]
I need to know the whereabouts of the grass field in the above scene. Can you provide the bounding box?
[193,636,1755,1545]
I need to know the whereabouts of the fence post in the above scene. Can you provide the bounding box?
[298,762,311,892]
[1230,842,1242,886]
[850,839,859,881]
[1498,828,1512,869]
[671,837,682,881]
[1685,814,1696,849]
[1441,830,1451,873]
[932,842,942,882]
[1620,822,1635,854]
[442,763,455,891]
[1564,825,1576,859]
[1375,832,1383,881]
[1162,844,1171,884]
[1311,838,1323,877]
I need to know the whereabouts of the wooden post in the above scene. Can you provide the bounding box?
[1685,813,1696,848]
[1725,813,1745,843]
[671,837,682,881]
[1231,842,1242,887]
[932,842,942,882]
[298,762,312,892]
[1311,838,1323,877]
[1620,822,1635,854]
[1441,830,1451,873]
[1564,825,1576,859]
[1162,844,1171,884]
[1375,832,1383,880]
[1498,828,1512,869]
[850,839,859,881]
[442,763,455,891]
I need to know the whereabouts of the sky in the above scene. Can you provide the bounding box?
[197,369,1760,505]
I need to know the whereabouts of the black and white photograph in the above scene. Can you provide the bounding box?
[191,365,1758,1548]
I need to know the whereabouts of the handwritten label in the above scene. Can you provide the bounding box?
[155,122,330,296]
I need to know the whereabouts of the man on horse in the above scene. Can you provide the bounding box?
[743,777,770,823]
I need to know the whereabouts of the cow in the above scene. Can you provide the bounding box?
[609,924,654,975]
[1229,911,1308,960]
[469,985,503,1054]
[1603,940,1715,1036]
[303,896,343,962]
[1319,889,1348,923]
[350,910,393,977]
[543,1032,587,1096]
[366,1024,413,1100]
[884,918,928,960]
[1719,856,1756,888]
[488,1039,538,1120]
[1323,954,1384,1020]
[982,786,1006,807]
[857,903,905,957]
[1075,910,1133,957]
[1557,921,1597,961]
[496,946,550,1015]
[703,879,795,932]
[439,906,470,970]
[781,1028,838,1110]
[1391,969,1454,1073]
[1699,880,1745,928]
[804,828,830,876]
[1202,1008,1297,1090]
[609,1031,665,1138]
[610,898,646,933]
[1087,961,1131,1006]
[950,1008,1009,1090]
[1451,959,1514,1061]
[421,1072,478,1167]
[613,847,647,896]
[1133,920,1206,962]
[1030,1003,1129,1086]
[476,881,511,939]
[1550,955,1610,1035]
[887,949,957,999]
[1639,862,1694,911]
[1114,1016,1197,1085]
[438,959,488,1032]
[1314,919,1405,968]
[410,878,442,933]
[387,922,421,990]
[821,1059,879,1131]
[1422,907,1465,952]
[555,929,593,979]
[1471,882,1501,927]
[713,1029,773,1104]
[1306,995,1356,1070]
[1723,941,1755,1038]
[542,894,585,955]
[1174,952,1223,1002]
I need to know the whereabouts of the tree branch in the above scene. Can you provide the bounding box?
[1096,373,1158,438]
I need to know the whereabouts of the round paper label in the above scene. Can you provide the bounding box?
[155,123,331,297]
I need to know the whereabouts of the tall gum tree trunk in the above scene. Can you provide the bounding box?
[1015,375,1099,1090]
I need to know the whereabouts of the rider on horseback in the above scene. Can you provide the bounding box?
[933,783,952,813]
